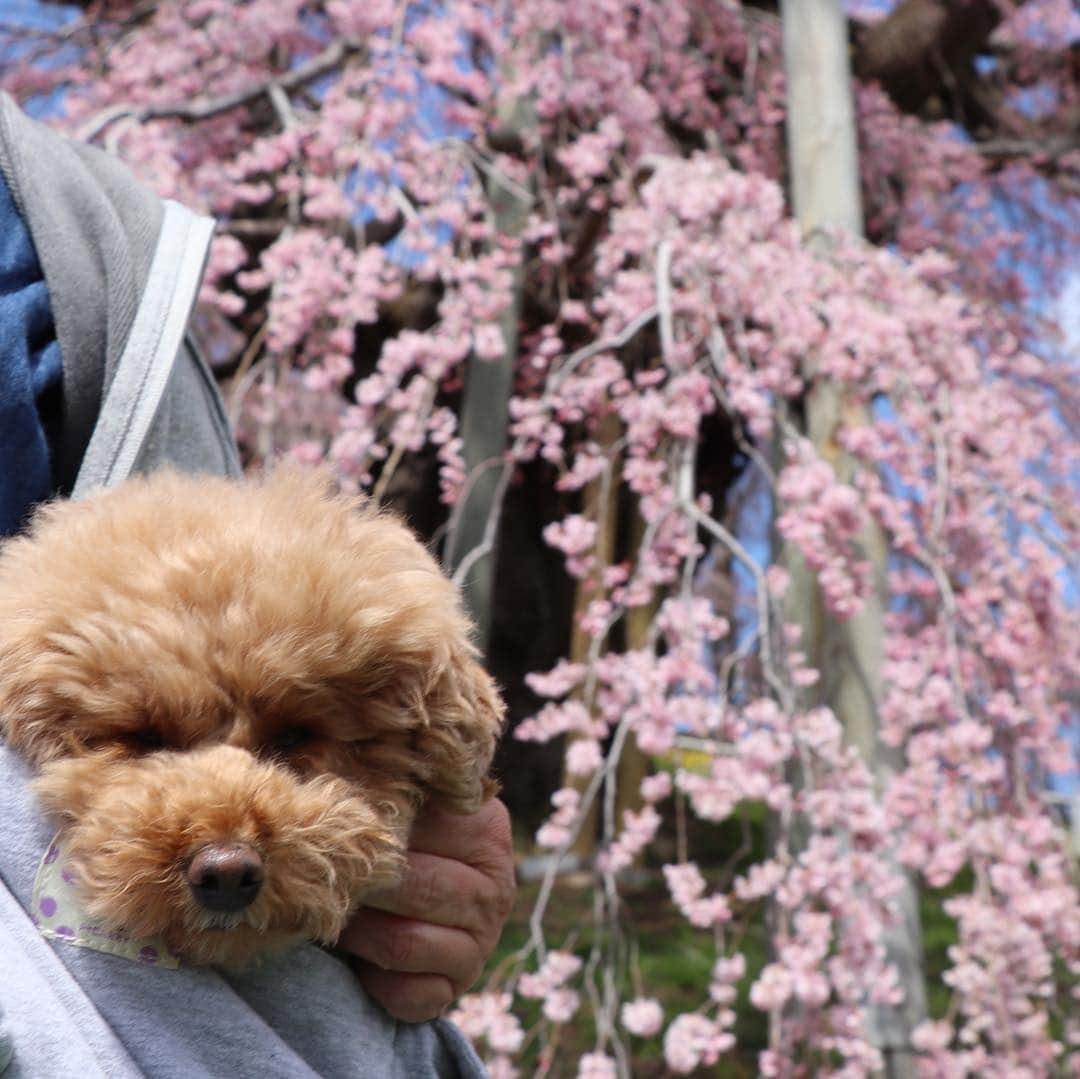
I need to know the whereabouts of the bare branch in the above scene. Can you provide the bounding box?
[974,134,1080,160]
[78,38,361,142]
[547,306,659,397]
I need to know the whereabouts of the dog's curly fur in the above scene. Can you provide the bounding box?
[0,468,504,968]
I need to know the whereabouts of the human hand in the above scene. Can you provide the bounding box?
[339,798,516,1024]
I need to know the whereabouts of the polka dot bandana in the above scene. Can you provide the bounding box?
[32,833,181,969]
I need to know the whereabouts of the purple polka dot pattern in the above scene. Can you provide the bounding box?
[33,833,181,968]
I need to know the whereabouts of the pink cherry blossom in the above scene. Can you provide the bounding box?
[620,998,664,1038]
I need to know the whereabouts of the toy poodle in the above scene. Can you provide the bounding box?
[0,468,504,968]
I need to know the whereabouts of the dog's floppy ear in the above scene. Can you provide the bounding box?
[0,503,87,765]
[32,753,125,823]
[415,642,505,814]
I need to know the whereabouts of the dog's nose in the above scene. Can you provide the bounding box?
[186,843,264,913]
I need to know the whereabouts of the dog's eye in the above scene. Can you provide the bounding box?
[128,728,166,751]
[269,726,313,752]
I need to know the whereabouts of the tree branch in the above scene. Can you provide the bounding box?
[974,133,1080,160]
[78,38,361,142]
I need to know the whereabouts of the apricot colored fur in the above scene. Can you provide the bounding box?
[0,468,504,968]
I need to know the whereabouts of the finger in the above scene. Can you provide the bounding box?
[358,850,511,936]
[352,962,456,1025]
[408,798,513,871]
[339,908,486,992]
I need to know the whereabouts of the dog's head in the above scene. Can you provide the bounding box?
[0,468,504,966]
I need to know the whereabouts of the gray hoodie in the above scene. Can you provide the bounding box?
[0,94,485,1079]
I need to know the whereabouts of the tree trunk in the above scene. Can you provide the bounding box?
[446,98,533,652]
[780,3,928,1075]
[563,413,622,864]
[613,511,659,862]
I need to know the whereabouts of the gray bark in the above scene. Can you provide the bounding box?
[780,3,928,1075]
[445,103,533,651]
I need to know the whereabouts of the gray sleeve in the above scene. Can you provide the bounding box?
[430,1019,490,1079]
[132,334,242,481]
[0,1002,12,1075]
[0,876,143,1079]
[225,950,488,1079]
